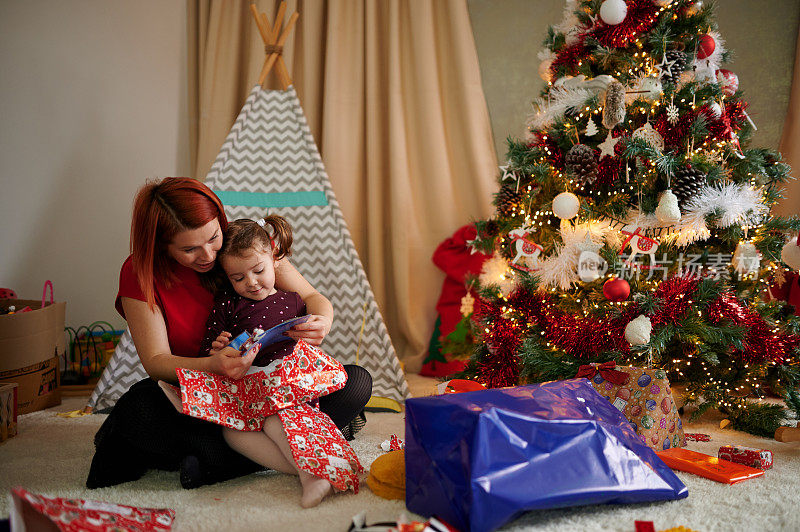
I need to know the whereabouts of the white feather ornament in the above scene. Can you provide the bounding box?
[528,86,597,131]
[537,223,607,289]
[553,0,582,46]
[655,190,681,224]
[625,315,652,346]
[613,183,768,247]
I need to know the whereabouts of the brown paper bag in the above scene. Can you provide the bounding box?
[0,281,63,413]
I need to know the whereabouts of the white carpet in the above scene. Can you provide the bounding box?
[1,375,799,532]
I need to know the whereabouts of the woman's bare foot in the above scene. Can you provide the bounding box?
[299,471,333,508]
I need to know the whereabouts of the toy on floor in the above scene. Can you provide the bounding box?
[718,445,773,470]
[380,434,404,452]
[366,449,405,500]
[435,379,486,395]
[775,422,800,442]
[656,447,764,484]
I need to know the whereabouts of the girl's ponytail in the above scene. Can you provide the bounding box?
[261,214,293,260]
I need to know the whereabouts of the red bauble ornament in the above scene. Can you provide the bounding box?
[715,69,739,96]
[603,277,631,301]
[696,34,716,59]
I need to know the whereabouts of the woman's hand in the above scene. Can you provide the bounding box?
[286,314,332,346]
[208,345,257,380]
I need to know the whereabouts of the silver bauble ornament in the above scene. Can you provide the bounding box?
[577,250,607,283]
[706,100,722,118]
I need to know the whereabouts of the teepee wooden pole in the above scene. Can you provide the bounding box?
[250,3,270,43]
[272,2,287,38]
[274,12,298,89]
[251,1,298,90]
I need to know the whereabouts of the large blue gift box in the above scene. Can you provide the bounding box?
[405,379,688,532]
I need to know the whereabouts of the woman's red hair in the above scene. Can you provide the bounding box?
[130,177,228,308]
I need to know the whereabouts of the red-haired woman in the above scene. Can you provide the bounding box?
[86,177,372,489]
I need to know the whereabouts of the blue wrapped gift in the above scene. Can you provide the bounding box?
[405,379,688,532]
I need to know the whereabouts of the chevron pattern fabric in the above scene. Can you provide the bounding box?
[87,329,148,411]
[207,86,409,403]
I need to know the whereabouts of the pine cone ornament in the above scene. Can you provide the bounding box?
[662,50,689,84]
[565,143,599,185]
[673,165,707,211]
[496,184,523,217]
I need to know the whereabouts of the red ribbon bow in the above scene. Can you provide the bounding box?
[575,361,630,386]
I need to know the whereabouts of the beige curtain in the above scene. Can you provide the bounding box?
[188,0,497,371]
[776,26,800,217]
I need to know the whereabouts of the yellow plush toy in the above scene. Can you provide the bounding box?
[366,449,405,500]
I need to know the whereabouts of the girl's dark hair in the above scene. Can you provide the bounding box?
[219,214,293,261]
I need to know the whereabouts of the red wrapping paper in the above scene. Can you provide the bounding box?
[176,341,363,492]
[10,488,175,531]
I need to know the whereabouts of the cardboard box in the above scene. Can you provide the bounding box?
[1,297,65,414]
[0,357,60,414]
[0,382,18,441]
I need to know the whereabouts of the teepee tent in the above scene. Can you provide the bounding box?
[88,4,408,412]
[204,83,409,406]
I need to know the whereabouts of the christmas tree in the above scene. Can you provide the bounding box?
[463,0,800,436]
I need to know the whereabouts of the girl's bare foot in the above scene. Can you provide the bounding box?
[299,471,333,508]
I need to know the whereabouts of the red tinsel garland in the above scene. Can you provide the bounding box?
[589,0,661,49]
[476,306,523,388]
[476,276,799,386]
[549,0,663,77]
[650,276,700,326]
[655,100,748,152]
[706,293,799,363]
[550,41,588,79]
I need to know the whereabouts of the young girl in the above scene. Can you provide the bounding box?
[160,215,361,508]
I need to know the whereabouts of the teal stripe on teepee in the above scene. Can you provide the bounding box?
[214,190,328,208]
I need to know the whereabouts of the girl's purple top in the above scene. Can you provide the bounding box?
[200,288,306,367]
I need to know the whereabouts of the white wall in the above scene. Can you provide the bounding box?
[0,0,190,330]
